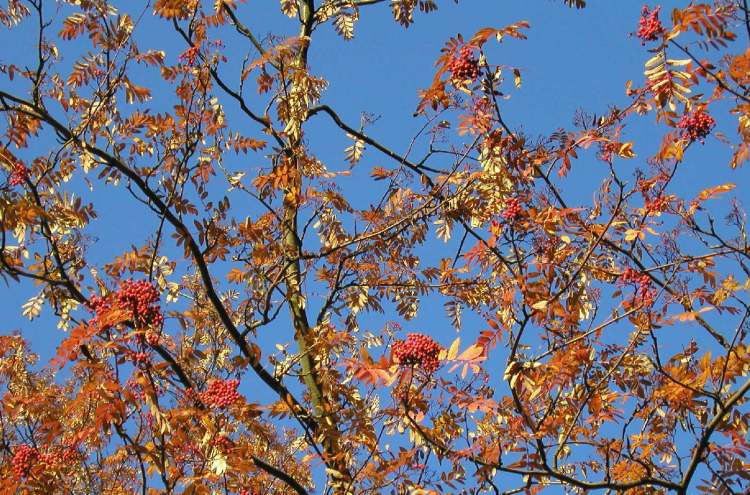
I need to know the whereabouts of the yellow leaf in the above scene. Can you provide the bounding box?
[645,52,664,68]
[624,229,644,241]
[531,300,548,310]
[617,142,636,158]
[666,58,691,66]
[447,337,461,360]
[210,454,227,475]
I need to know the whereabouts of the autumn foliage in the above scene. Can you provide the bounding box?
[1,0,750,494]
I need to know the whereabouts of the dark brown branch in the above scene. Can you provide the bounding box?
[678,376,750,494]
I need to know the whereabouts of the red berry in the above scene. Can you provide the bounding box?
[145,330,161,346]
[500,197,524,221]
[200,379,241,409]
[12,444,38,479]
[8,163,28,187]
[131,351,150,365]
[644,195,670,215]
[211,435,233,453]
[447,45,479,84]
[636,5,663,44]
[677,109,715,143]
[89,279,163,330]
[179,45,200,66]
[392,333,442,374]
[619,268,656,307]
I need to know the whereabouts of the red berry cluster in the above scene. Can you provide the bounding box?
[598,141,618,163]
[179,45,200,66]
[644,195,670,215]
[144,330,161,346]
[89,279,163,329]
[619,268,656,307]
[392,333,442,374]
[636,5,663,44]
[677,110,715,143]
[117,280,164,327]
[8,163,28,187]
[211,435,233,453]
[130,351,150,366]
[619,268,648,285]
[180,386,201,406]
[200,379,241,409]
[447,45,480,83]
[11,445,38,479]
[501,197,523,221]
[636,172,669,195]
[144,412,156,429]
[126,378,146,402]
[39,446,78,468]
[88,295,111,321]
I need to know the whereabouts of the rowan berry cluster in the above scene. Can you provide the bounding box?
[447,45,480,83]
[8,163,28,187]
[11,445,38,479]
[179,45,200,66]
[144,412,156,429]
[89,279,163,329]
[501,197,523,221]
[619,268,656,306]
[39,447,78,468]
[636,5,663,44]
[644,195,670,215]
[117,280,163,327]
[130,351,150,366]
[200,379,241,409]
[598,141,618,163]
[620,268,647,286]
[392,333,442,374]
[677,110,715,143]
[211,435,233,453]
[144,330,161,346]
[636,172,668,195]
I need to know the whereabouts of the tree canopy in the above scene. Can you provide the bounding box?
[1,1,750,494]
